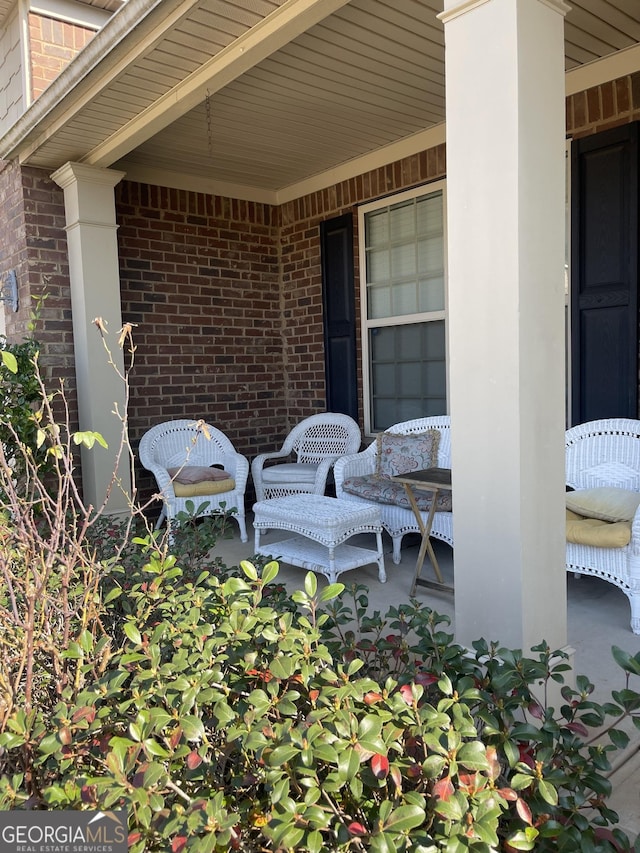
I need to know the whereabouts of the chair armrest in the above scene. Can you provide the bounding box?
[143,463,176,500]
[629,506,640,559]
[310,457,336,492]
[334,450,377,497]
[251,450,292,475]
[223,452,249,492]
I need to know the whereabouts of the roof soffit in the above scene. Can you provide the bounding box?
[1,0,640,202]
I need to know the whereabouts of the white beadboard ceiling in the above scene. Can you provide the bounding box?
[6,0,640,202]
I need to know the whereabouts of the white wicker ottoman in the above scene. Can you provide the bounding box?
[253,494,386,584]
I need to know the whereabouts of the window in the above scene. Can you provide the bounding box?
[359,183,448,433]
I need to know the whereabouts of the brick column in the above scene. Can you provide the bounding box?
[51,162,131,514]
[442,0,571,653]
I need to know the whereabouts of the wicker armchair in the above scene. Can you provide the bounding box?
[334,416,452,564]
[139,419,249,541]
[565,418,640,634]
[251,413,362,502]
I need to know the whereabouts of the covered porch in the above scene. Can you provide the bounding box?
[2,0,640,678]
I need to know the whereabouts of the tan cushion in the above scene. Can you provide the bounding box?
[566,509,631,548]
[167,465,231,484]
[376,430,440,479]
[566,487,640,523]
[173,478,235,497]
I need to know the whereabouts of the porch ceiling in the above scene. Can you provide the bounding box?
[4,0,640,203]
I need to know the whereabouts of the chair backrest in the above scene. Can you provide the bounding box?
[139,419,235,470]
[382,416,451,468]
[565,418,640,490]
[289,414,361,464]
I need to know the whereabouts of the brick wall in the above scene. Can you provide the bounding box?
[0,163,72,347]
[567,71,640,138]
[116,182,281,496]
[0,160,76,428]
[0,160,27,331]
[29,13,95,99]
[20,167,75,395]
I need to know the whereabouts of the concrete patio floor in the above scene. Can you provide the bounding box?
[214,511,640,842]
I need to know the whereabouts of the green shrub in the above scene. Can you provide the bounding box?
[1,324,638,852]
[1,551,638,853]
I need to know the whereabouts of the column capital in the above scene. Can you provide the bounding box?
[439,0,570,25]
[51,162,126,191]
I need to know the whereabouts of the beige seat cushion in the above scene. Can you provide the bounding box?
[173,478,235,498]
[566,509,631,548]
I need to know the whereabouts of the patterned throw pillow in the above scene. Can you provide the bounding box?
[376,430,440,479]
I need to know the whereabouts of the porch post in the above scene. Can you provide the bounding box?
[441,0,570,653]
[51,162,131,514]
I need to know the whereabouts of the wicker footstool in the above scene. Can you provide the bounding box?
[253,494,386,584]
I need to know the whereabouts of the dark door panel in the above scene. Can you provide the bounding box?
[571,124,639,423]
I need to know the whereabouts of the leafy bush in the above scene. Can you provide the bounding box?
[1,324,639,852]
[1,550,638,852]
[0,337,51,483]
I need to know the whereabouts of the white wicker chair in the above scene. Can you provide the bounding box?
[334,416,452,564]
[139,419,249,541]
[565,418,640,634]
[251,413,362,502]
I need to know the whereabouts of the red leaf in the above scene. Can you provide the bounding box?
[128,833,141,846]
[187,751,202,770]
[371,753,389,779]
[80,785,97,805]
[433,776,454,800]
[518,743,536,769]
[132,771,145,788]
[516,797,533,825]
[72,706,96,724]
[390,765,403,791]
[348,822,368,837]
[486,745,501,780]
[364,691,383,705]
[399,683,415,705]
[528,700,544,719]
[496,787,518,802]
[566,721,589,737]
[415,671,437,687]
[459,772,477,793]
[171,836,187,853]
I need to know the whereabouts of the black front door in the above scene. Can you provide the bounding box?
[571,123,639,423]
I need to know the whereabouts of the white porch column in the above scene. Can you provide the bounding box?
[51,162,130,514]
[441,0,570,652]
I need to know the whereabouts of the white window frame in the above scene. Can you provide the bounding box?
[358,180,449,436]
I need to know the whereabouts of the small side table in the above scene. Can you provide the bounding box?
[391,467,452,596]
